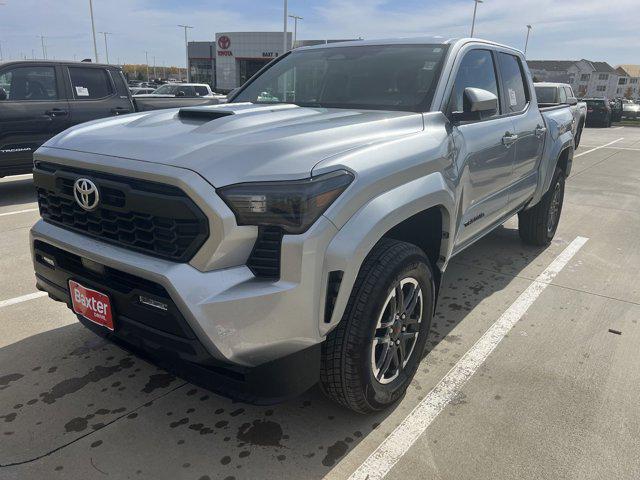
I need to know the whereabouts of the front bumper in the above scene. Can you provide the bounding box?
[31,217,338,402]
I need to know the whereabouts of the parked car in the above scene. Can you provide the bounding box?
[621,100,640,119]
[610,98,623,122]
[130,87,157,96]
[584,98,612,127]
[133,83,227,112]
[534,82,587,147]
[0,61,227,177]
[30,37,575,413]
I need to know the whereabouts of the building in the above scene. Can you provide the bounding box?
[214,32,292,92]
[187,41,215,86]
[614,66,640,99]
[527,59,625,98]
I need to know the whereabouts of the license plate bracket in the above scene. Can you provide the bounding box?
[69,280,114,331]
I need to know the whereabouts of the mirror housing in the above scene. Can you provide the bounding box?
[566,96,578,106]
[0,87,7,101]
[451,87,499,122]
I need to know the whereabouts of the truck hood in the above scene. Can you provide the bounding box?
[44,102,424,187]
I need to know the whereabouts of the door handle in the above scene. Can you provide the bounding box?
[111,107,131,115]
[502,132,518,146]
[535,125,547,137]
[44,108,68,117]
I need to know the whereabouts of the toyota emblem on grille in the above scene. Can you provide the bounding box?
[73,178,100,211]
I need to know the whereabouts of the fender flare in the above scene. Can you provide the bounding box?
[529,131,574,207]
[319,172,455,336]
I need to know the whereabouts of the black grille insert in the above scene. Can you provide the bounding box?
[247,226,283,278]
[34,162,209,262]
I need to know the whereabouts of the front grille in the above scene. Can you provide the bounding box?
[34,162,209,262]
[247,226,283,278]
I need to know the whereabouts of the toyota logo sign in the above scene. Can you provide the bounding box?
[218,35,231,50]
[73,178,100,211]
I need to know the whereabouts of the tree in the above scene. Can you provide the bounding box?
[625,86,633,100]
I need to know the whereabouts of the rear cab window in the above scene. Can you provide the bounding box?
[68,67,114,100]
[496,52,529,113]
[0,66,58,101]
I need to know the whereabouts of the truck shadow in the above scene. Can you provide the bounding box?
[0,224,549,479]
[0,176,36,208]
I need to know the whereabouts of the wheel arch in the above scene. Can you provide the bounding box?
[321,173,454,336]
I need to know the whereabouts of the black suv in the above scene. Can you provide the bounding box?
[0,61,134,177]
[584,97,612,127]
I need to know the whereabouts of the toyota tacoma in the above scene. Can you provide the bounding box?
[30,38,575,413]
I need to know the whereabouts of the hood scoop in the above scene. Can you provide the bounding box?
[178,107,235,121]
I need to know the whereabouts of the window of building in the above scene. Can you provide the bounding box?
[619,77,627,85]
[0,66,58,101]
[69,67,114,99]
[631,78,638,84]
[598,73,609,80]
[580,74,590,81]
[596,85,606,92]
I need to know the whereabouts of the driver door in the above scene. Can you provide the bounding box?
[0,64,70,173]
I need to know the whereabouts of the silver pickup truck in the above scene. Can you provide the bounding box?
[534,82,587,147]
[30,37,575,413]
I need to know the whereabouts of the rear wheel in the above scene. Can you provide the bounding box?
[518,166,565,246]
[320,239,435,414]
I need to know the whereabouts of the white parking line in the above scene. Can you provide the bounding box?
[346,236,589,480]
[0,207,39,217]
[575,138,624,158]
[0,292,48,309]
[609,126,624,130]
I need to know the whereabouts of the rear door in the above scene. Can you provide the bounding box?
[0,64,70,174]
[65,65,132,126]
[496,51,545,209]
[446,48,517,248]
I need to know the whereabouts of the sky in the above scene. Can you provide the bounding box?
[1,0,638,67]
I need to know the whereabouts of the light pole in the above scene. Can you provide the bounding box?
[37,35,46,59]
[99,31,112,64]
[177,25,193,82]
[153,55,157,80]
[470,0,483,37]
[524,24,532,56]
[144,50,149,82]
[283,0,288,53]
[89,0,99,62]
[0,41,3,62]
[288,14,303,49]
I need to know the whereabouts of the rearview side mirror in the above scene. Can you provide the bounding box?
[566,96,578,106]
[0,87,7,101]
[175,90,186,97]
[452,87,499,122]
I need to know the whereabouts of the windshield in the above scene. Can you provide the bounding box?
[586,100,605,107]
[233,44,449,112]
[535,86,557,104]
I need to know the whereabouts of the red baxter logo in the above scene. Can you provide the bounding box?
[69,280,114,330]
[218,35,231,50]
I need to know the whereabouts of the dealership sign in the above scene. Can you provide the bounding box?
[217,35,232,56]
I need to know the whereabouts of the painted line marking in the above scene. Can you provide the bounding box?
[609,126,624,130]
[0,173,33,180]
[0,208,39,217]
[578,146,640,152]
[0,292,48,309]
[346,236,589,480]
[574,138,624,158]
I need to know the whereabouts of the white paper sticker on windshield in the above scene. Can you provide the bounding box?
[508,88,517,106]
[423,61,437,70]
[75,86,89,97]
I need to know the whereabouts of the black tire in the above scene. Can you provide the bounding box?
[574,121,583,148]
[518,166,565,246]
[320,238,435,414]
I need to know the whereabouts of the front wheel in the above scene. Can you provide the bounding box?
[320,239,435,414]
[518,167,566,246]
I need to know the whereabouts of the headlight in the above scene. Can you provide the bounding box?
[218,170,354,234]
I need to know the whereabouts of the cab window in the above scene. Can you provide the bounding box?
[0,66,58,101]
[448,49,500,117]
[496,53,529,112]
[194,86,209,96]
[69,67,114,100]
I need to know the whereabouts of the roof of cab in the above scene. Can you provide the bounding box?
[0,60,119,69]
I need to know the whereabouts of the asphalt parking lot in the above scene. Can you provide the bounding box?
[1,125,639,480]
